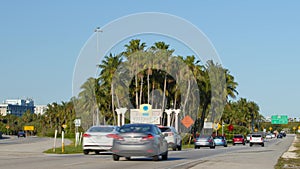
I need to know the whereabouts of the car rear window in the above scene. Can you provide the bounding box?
[88,127,115,132]
[120,126,151,133]
[234,135,243,138]
[215,136,224,139]
[252,134,262,137]
[159,127,171,132]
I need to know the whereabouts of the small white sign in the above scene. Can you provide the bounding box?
[204,122,213,129]
[74,119,81,127]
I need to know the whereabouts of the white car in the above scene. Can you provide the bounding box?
[249,133,264,147]
[158,126,182,151]
[266,134,272,139]
[83,125,119,155]
[271,133,276,138]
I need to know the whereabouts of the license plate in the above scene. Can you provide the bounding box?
[126,138,140,142]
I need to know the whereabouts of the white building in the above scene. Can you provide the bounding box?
[34,105,47,115]
[0,99,35,116]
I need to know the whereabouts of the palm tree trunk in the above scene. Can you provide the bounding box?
[199,101,209,134]
[135,74,139,108]
[182,79,191,116]
[151,82,154,106]
[162,74,167,111]
[140,75,143,105]
[111,83,116,125]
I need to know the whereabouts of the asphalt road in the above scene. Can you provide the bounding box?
[0,135,294,169]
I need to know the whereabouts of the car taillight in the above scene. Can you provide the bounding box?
[250,137,252,141]
[106,134,124,140]
[142,134,154,140]
[83,133,91,138]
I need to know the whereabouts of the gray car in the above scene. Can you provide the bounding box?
[111,123,168,161]
[194,135,215,149]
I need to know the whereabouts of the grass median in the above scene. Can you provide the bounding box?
[43,139,83,154]
[275,134,300,169]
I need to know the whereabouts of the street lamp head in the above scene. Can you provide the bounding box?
[94,27,103,32]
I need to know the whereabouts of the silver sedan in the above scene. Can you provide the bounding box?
[111,123,168,161]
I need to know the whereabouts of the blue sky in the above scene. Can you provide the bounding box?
[1,1,300,118]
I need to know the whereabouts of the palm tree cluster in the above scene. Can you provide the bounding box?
[222,98,264,131]
[76,39,243,133]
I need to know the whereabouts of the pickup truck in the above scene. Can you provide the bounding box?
[249,133,264,147]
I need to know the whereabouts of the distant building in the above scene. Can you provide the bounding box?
[34,105,47,115]
[0,99,35,116]
[265,116,271,122]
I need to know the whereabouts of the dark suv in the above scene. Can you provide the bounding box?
[17,131,26,138]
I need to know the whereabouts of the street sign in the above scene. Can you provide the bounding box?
[24,126,34,131]
[213,123,221,130]
[269,127,272,131]
[204,122,213,129]
[74,119,81,127]
[271,115,288,124]
[181,115,194,128]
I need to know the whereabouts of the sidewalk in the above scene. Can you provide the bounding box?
[0,136,72,154]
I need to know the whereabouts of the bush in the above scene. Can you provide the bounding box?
[181,133,194,145]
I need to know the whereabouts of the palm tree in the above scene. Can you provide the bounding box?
[98,53,123,125]
[150,42,174,111]
[78,78,98,126]
[123,39,146,108]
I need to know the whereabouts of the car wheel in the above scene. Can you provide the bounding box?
[233,143,235,146]
[224,144,228,147]
[83,150,89,155]
[243,143,245,145]
[172,147,177,151]
[210,146,215,149]
[162,151,168,160]
[125,157,131,160]
[250,143,253,147]
[177,144,182,151]
[95,151,100,155]
[113,154,120,161]
[152,155,159,161]
[262,144,264,147]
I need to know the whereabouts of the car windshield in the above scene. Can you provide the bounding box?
[119,125,151,133]
[88,126,115,132]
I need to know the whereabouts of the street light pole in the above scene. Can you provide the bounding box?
[94,27,103,126]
